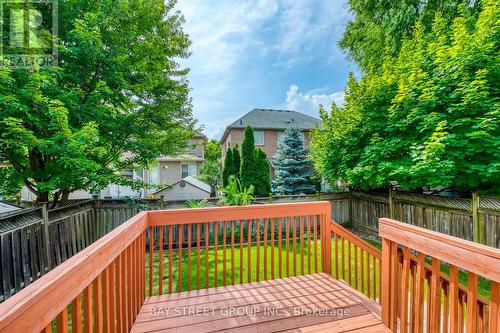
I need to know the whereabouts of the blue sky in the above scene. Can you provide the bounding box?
[176,0,357,139]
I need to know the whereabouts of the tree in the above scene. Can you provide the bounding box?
[339,0,481,71]
[273,128,316,195]
[222,148,235,187]
[204,139,222,161]
[0,0,194,206]
[240,126,256,190]
[199,140,222,196]
[254,148,271,197]
[313,0,500,193]
[232,145,241,180]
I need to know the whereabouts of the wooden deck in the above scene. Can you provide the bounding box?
[131,273,389,333]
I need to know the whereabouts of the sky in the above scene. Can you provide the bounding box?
[175,0,357,140]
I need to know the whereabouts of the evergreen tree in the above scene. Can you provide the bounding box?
[240,126,256,189]
[222,148,235,187]
[273,128,316,195]
[254,149,271,196]
[233,145,241,180]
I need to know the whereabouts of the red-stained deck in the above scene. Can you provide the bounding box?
[131,273,389,333]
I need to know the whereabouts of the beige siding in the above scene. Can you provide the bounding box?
[153,182,210,201]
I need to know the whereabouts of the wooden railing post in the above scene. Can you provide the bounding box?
[321,205,332,274]
[381,237,397,331]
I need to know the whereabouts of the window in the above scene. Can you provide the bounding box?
[181,164,189,178]
[181,163,197,178]
[254,130,264,145]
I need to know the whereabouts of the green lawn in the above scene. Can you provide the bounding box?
[146,238,491,301]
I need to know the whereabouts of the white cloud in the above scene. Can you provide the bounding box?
[285,84,344,116]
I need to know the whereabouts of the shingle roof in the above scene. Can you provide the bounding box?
[221,109,321,143]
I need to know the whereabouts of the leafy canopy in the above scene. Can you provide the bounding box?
[0,0,195,204]
[312,0,499,192]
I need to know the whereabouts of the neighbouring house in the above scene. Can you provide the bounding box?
[220,108,321,167]
[102,133,207,198]
[18,133,208,201]
[152,176,211,201]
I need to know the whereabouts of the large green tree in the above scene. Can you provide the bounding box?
[0,0,195,205]
[313,0,499,192]
[240,126,256,190]
[222,147,235,188]
[254,148,271,197]
[232,145,241,180]
[340,0,481,71]
[274,128,316,195]
[199,139,222,196]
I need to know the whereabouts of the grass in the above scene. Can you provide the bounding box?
[146,237,491,301]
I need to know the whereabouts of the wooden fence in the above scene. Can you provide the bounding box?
[0,191,498,302]
[351,190,500,248]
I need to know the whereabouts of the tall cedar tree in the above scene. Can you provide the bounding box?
[0,0,194,205]
[232,145,241,180]
[254,148,271,196]
[273,128,316,195]
[222,148,235,187]
[240,126,256,190]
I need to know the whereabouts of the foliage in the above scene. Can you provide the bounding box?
[198,161,220,196]
[232,145,241,180]
[254,148,271,196]
[204,139,221,161]
[222,147,235,187]
[199,139,222,195]
[339,0,481,72]
[313,0,500,192]
[240,126,256,190]
[0,0,194,205]
[273,128,316,195]
[185,199,209,208]
[218,176,254,206]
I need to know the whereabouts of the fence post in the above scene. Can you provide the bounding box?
[472,191,483,244]
[388,187,395,219]
[268,193,272,204]
[348,187,353,227]
[41,203,52,271]
[160,196,165,210]
[92,198,100,240]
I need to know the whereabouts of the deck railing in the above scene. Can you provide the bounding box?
[0,202,332,332]
[379,218,500,333]
[0,202,498,333]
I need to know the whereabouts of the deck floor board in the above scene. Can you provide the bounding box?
[131,273,389,333]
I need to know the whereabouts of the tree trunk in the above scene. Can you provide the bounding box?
[61,190,70,205]
[36,192,49,204]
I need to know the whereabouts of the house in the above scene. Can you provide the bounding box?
[102,133,207,198]
[152,176,211,201]
[220,108,321,161]
[17,133,208,201]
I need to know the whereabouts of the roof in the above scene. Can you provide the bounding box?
[157,155,204,162]
[0,200,22,216]
[153,176,211,195]
[220,109,321,143]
